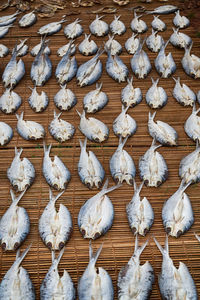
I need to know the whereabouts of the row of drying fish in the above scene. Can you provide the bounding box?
[1,235,199,299]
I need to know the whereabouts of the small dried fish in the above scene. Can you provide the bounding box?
[43,143,71,190]
[146,29,164,52]
[7,147,35,192]
[146,5,178,14]
[131,11,148,34]
[49,111,75,142]
[39,189,72,250]
[121,77,142,107]
[0,11,20,27]
[173,77,196,107]
[38,17,66,36]
[0,43,9,57]
[0,0,10,11]
[0,189,30,251]
[126,182,154,235]
[89,15,109,37]
[36,4,57,18]
[182,43,200,79]
[77,110,109,143]
[19,11,37,28]
[78,34,98,56]
[198,90,200,105]
[83,83,108,113]
[0,122,13,146]
[12,39,29,57]
[64,18,83,39]
[170,27,192,49]
[105,34,122,56]
[54,84,77,111]
[31,38,51,57]
[110,15,126,35]
[184,104,200,143]
[125,33,140,55]
[0,88,21,114]
[146,78,168,108]
[91,6,117,14]
[78,138,105,189]
[151,15,166,31]
[173,10,190,29]
[113,106,137,138]
[0,24,13,39]
[28,86,49,113]
[57,41,76,56]
[16,112,45,141]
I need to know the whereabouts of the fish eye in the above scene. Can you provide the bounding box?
[1,242,6,250]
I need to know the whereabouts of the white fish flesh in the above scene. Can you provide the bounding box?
[83,83,108,113]
[0,24,13,38]
[0,11,20,26]
[78,179,120,239]
[64,18,83,39]
[0,121,13,146]
[110,15,126,35]
[77,110,109,143]
[131,39,152,79]
[139,139,168,187]
[78,138,105,189]
[113,106,137,138]
[28,86,49,113]
[19,11,37,28]
[154,236,197,299]
[89,15,109,37]
[126,182,154,235]
[146,29,164,52]
[173,77,196,107]
[57,41,76,57]
[0,43,9,57]
[162,181,194,237]
[2,43,25,88]
[43,143,71,190]
[30,38,52,86]
[173,10,190,29]
[0,88,21,114]
[184,105,200,142]
[78,34,98,56]
[39,189,72,250]
[131,12,148,33]
[16,112,45,140]
[105,34,122,56]
[121,77,142,107]
[12,39,29,57]
[0,245,35,299]
[78,243,114,300]
[110,137,136,185]
[38,17,66,36]
[146,78,167,108]
[31,38,51,57]
[182,43,200,79]
[40,248,75,300]
[76,49,104,87]
[105,44,128,82]
[118,236,154,299]
[49,111,75,142]
[179,141,200,184]
[146,5,178,15]
[7,147,35,192]
[54,84,77,111]
[125,33,139,55]
[154,40,176,78]
[170,28,192,49]
[55,42,77,85]
[148,112,178,146]
[151,15,166,31]
[0,189,30,251]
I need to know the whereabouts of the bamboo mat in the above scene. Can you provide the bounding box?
[0,0,200,299]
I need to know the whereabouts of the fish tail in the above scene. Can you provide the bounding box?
[15,244,32,267]
[153,235,168,256]
[10,188,27,205]
[148,111,156,122]
[15,146,23,157]
[134,234,149,257]
[49,188,65,203]
[89,241,103,264]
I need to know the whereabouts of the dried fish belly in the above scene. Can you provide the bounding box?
[16,112,45,140]
[121,77,142,107]
[54,84,77,111]
[146,78,167,108]
[28,87,49,113]
[49,111,75,142]
[83,83,108,113]
[113,106,137,138]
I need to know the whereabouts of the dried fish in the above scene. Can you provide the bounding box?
[0,88,22,114]
[64,18,83,39]
[170,28,192,49]
[105,34,122,56]
[184,104,200,143]
[146,78,168,108]
[173,10,190,29]
[57,41,76,57]
[121,77,142,107]
[146,29,164,52]
[125,33,140,55]
[12,39,29,57]
[146,5,178,14]
[110,15,126,35]
[151,15,166,31]
[49,111,75,142]
[79,34,98,56]
[0,24,13,38]
[173,77,196,107]
[113,106,137,138]
[89,15,109,37]
[54,84,77,111]
[38,17,66,36]
[28,86,49,113]
[131,11,148,34]
[83,83,108,113]
[182,43,200,79]
[0,122,13,146]
[0,43,9,57]
[31,38,51,57]
[19,11,37,28]
[0,11,20,27]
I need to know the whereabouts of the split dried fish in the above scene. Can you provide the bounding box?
[173,10,190,29]
[182,43,200,79]
[173,77,196,107]
[19,11,37,28]
[0,11,20,26]
[83,83,108,113]
[57,41,76,57]
[125,33,140,55]
[184,104,200,143]
[110,15,126,35]
[131,11,148,34]
[146,29,164,52]
[64,18,83,39]
[105,34,122,56]
[38,17,66,36]
[121,77,142,107]
[12,39,29,57]
[146,5,178,14]
[54,84,77,111]
[170,27,192,49]
[89,15,109,37]
[30,38,51,57]
[0,88,22,114]
[0,43,9,57]
[113,106,137,138]
[78,34,98,56]
[28,86,49,113]
[49,111,75,142]
[0,24,13,39]
[146,78,168,108]
[0,122,13,146]
[151,15,166,31]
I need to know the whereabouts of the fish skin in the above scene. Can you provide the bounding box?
[49,111,75,142]
[110,137,136,185]
[113,106,137,138]
[154,236,198,299]
[16,112,45,141]
[64,18,83,39]
[30,38,52,86]
[146,78,167,109]
[39,189,72,250]
[55,42,77,85]
[7,147,35,192]
[0,245,35,299]
[105,34,122,56]
[83,82,108,113]
[76,49,104,87]
[170,27,192,49]
[12,39,29,57]
[126,182,154,236]
[0,24,13,38]
[146,29,164,52]
[173,10,190,29]
[131,39,152,79]
[77,110,109,143]
[139,139,168,187]
[78,138,105,189]
[162,181,194,237]
[89,15,109,37]
[30,38,51,57]
[0,88,22,114]
[146,5,178,15]
[78,243,114,300]
[19,11,37,28]
[125,33,140,55]
[154,40,176,78]
[0,43,9,57]
[2,43,25,88]
[179,141,200,184]
[148,112,178,146]
[0,189,30,251]
[57,41,76,57]
[0,11,20,26]
[0,121,13,146]
[131,11,148,34]
[38,17,66,36]
[197,90,200,105]
[118,236,154,300]
[173,77,196,107]
[79,33,98,56]
[28,86,49,113]
[151,15,166,32]
[121,76,142,107]
[110,15,126,36]
[40,248,75,300]
[182,43,200,79]
[184,104,200,142]
[54,84,77,111]
[78,179,120,239]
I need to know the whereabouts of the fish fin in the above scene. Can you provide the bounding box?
[54,110,62,119]
[196,140,199,150]
[16,111,24,121]
[134,234,148,257]
[15,147,23,157]
[178,179,192,193]
[96,82,103,90]
[51,251,55,262]
[10,188,27,205]
[89,241,103,264]
[102,182,122,195]
[101,178,109,190]
[118,135,128,150]
[164,235,169,254]
[96,14,104,20]
[15,244,32,267]
[195,233,200,242]
[76,109,83,118]
[114,15,121,21]
[43,142,51,155]
[153,236,165,256]
[136,181,144,194]
[56,247,65,264]
[148,111,156,121]
[127,76,133,85]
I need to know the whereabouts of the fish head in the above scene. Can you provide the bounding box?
[1,236,21,251]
